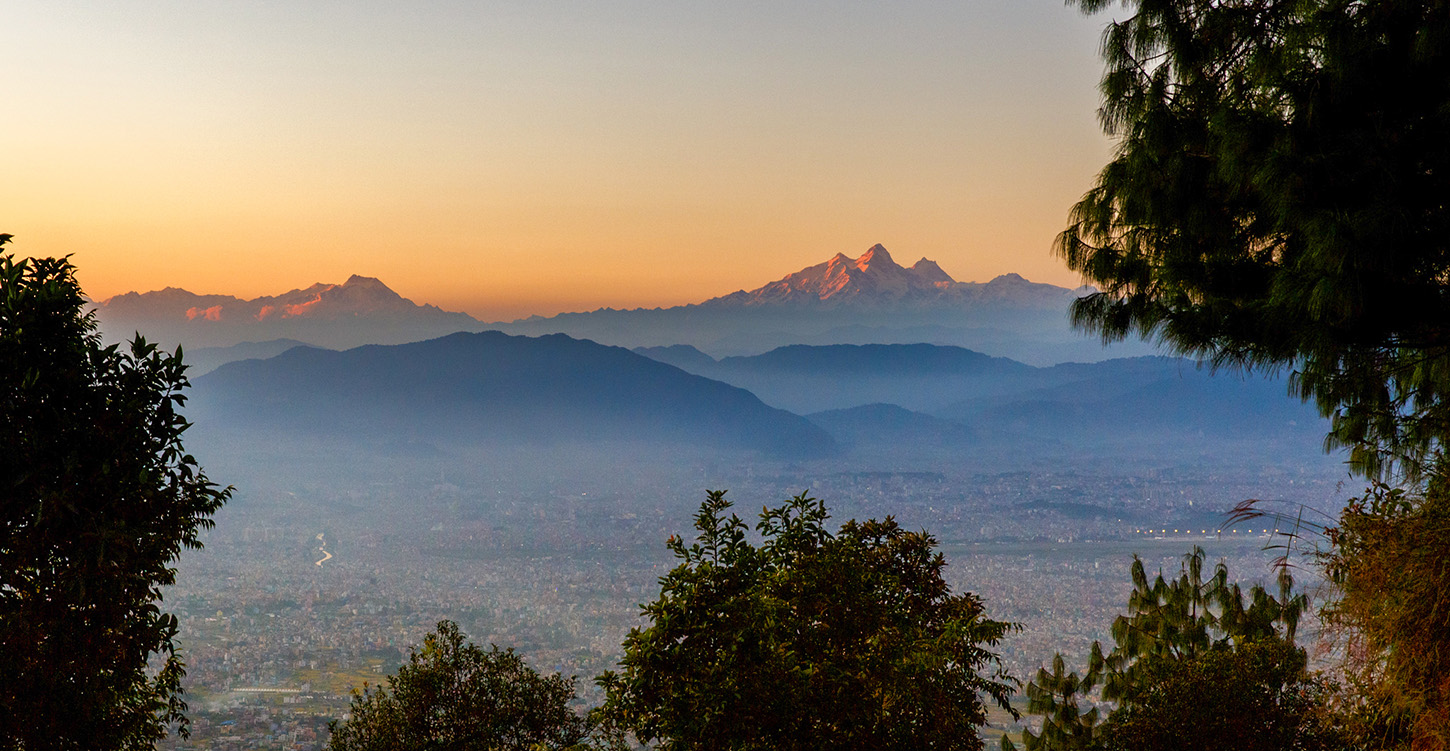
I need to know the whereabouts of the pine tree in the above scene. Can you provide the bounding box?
[1060,0,1450,480]
[1003,549,1332,751]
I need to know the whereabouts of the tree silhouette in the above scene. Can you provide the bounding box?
[599,490,1018,751]
[327,620,591,751]
[1060,0,1450,480]
[0,239,230,748]
[1005,549,1335,751]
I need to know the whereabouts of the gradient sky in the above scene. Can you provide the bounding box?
[6,1,1121,320]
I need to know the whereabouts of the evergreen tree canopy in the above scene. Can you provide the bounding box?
[1060,0,1450,479]
[326,620,591,751]
[0,240,230,748]
[599,490,1018,751]
[1091,638,1334,751]
[1005,548,1333,751]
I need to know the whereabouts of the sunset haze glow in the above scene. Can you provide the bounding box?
[8,1,1117,320]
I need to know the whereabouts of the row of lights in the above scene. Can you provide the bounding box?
[1135,529,1278,534]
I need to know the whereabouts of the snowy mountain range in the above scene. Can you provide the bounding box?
[95,244,1147,363]
[703,244,1093,309]
[94,274,479,349]
[489,244,1139,362]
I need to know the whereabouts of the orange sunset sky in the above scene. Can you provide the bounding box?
[7,2,1120,321]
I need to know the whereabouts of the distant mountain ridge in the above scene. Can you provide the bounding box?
[703,244,1093,310]
[95,275,479,350]
[490,244,1150,363]
[189,331,836,459]
[98,244,1154,364]
[630,342,1326,451]
[635,342,1036,413]
[185,333,1331,480]
[183,339,318,376]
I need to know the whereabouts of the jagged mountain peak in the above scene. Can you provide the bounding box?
[706,244,1069,308]
[854,243,896,269]
[910,258,954,284]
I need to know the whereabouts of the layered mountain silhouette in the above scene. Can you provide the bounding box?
[95,275,479,350]
[631,342,1326,448]
[491,245,1150,363]
[189,331,836,458]
[98,244,1155,364]
[636,343,1039,413]
[183,339,319,376]
[181,331,1330,482]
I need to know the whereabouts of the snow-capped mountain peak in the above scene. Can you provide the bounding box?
[93,275,478,349]
[710,244,1010,307]
[853,243,895,270]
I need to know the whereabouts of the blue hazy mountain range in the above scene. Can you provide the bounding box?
[188,332,1326,468]
[183,339,313,376]
[190,331,835,459]
[629,342,1326,453]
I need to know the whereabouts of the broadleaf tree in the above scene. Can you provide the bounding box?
[598,490,1019,751]
[327,620,592,751]
[0,239,230,748]
[1060,0,1450,481]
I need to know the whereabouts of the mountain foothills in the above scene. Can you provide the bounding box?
[184,332,1325,474]
[631,343,1322,446]
[188,331,835,459]
[94,245,1155,364]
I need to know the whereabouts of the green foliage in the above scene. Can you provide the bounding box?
[598,490,1018,751]
[1004,548,1332,751]
[1015,652,1104,751]
[1093,638,1337,751]
[1321,478,1450,749]
[1060,0,1450,480]
[0,240,230,749]
[1059,4,1450,745]
[327,620,591,751]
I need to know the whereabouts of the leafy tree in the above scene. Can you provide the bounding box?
[0,240,230,749]
[1004,548,1335,751]
[1091,638,1336,751]
[598,490,1018,751]
[1059,3,1450,745]
[1059,0,1450,481]
[327,620,591,751]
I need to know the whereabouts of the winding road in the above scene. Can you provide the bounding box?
[315,533,332,566]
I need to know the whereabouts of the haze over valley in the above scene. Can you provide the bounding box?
[88,246,1351,749]
[18,0,1429,745]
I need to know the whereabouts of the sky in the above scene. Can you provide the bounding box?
[5,1,1120,321]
